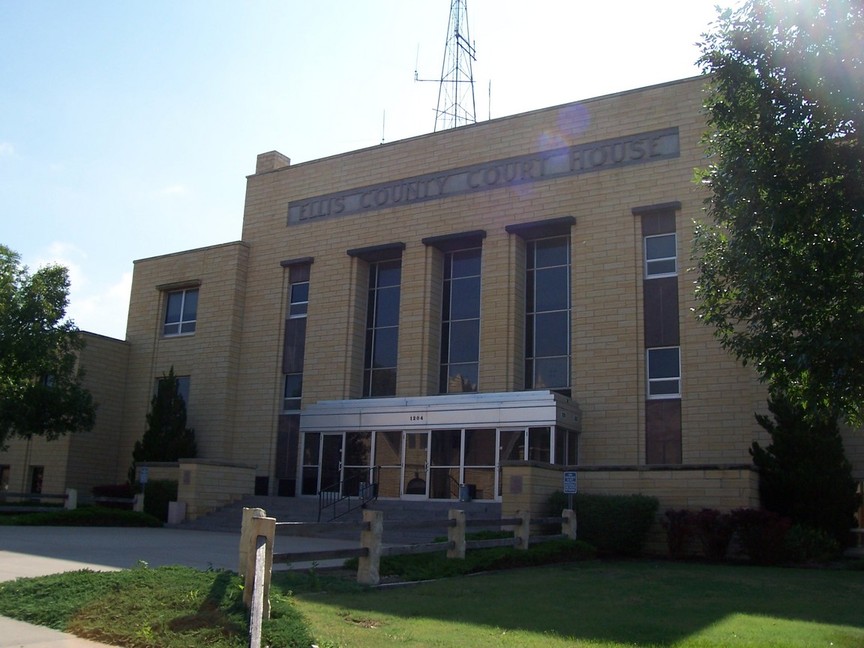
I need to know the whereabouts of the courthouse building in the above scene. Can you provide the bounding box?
[5,75,862,520]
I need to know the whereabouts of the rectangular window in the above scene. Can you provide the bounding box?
[289,281,309,318]
[163,288,198,336]
[283,373,303,410]
[440,247,481,393]
[645,233,677,278]
[364,259,401,397]
[526,236,571,392]
[647,346,681,398]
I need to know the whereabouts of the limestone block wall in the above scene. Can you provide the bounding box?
[501,461,760,522]
[177,459,256,521]
[122,242,250,478]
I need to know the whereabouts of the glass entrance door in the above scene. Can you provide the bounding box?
[320,434,343,494]
[402,431,429,498]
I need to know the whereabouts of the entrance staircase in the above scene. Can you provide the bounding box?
[176,496,502,544]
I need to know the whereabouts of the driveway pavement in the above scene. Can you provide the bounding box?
[0,525,361,647]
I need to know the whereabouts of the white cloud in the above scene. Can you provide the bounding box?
[66,271,133,340]
[0,142,15,157]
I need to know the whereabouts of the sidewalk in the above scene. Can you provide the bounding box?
[0,525,361,647]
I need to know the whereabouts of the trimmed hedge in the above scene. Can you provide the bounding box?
[549,491,659,556]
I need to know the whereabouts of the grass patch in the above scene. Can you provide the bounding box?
[0,506,162,527]
[0,564,313,648]
[1,558,862,647]
[293,560,864,647]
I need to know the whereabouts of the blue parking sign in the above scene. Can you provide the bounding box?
[563,471,577,494]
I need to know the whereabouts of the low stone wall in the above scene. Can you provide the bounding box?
[177,459,257,521]
[501,461,760,553]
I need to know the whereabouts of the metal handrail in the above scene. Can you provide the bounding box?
[317,466,380,522]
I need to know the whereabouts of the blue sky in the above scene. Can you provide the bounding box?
[1,0,730,339]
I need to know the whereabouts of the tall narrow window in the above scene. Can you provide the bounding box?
[364,259,401,397]
[282,261,311,411]
[163,288,198,336]
[440,247,481,393]
[526,236,571,392]
[635,202,682,464]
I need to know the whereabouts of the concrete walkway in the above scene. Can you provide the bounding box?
[0,525,362,647]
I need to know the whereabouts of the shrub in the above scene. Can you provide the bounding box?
[661,509,694,559]
[732,508,792,565]
[568,493,659,556]
[143,479,178,522]
[784,524,841,563]
[692,509,734,561]
[345,538,596,581]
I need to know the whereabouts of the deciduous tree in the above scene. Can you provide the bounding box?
[0,245,95,450]
[694,0,864,423]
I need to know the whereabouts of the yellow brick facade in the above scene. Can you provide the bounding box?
[6,76,863,520]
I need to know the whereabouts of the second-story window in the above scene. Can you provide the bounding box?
[163,288,198,336]
[364,259,401,397]
[440,247,481,393]
[526,235,571,392]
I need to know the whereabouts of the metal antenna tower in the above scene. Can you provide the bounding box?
[431,0,477,131]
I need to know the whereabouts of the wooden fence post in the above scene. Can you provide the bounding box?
[249,534,267,648]
[64,488,77,510]
[447,509,466,559]
[562,508,577,540]
[243,514,275,619]
[239,507,266,579]
[357,508,383,585]
[515,510,531,550]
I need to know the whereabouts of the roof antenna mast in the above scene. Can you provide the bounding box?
[416,0,477,132]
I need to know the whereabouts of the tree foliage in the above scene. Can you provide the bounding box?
[0,245,95,450]
[132,367,197,467]
[694,0,864,423]
[751,393,859,544]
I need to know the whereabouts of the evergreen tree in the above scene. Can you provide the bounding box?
[132,367,197,468]
[751,393,859,544]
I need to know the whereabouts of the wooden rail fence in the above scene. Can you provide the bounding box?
[240,506,577,648]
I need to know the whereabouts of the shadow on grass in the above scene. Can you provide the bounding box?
[289,560,864,646]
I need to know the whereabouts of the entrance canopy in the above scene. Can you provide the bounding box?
[299,390,582,433]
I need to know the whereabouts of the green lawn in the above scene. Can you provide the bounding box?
[290,561,864,647]
[0,559,861,647]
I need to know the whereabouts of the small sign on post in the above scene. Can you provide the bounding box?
[563,470,577,510]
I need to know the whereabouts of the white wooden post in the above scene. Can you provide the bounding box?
[447,509,466,559]
[357,509,383,585]
[249,534,268,648]
[243,514,275,619]
[64,488,77,510]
